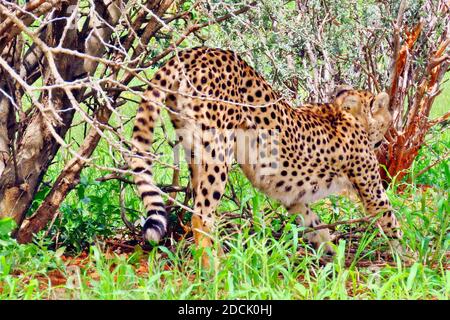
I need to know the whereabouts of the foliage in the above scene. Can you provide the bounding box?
[0,0,448,300]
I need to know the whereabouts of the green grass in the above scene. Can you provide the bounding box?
[1,186,449,299]
[0,75,449,300]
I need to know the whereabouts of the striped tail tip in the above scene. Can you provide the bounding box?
[142,213,167,243]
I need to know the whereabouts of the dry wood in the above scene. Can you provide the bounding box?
[377,0,450,184]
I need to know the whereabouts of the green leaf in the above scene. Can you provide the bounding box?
[54,246,66,258]
[0,218,16,237]
[294,283,307,297]
[406,263,419,291]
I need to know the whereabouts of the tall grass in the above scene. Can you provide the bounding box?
[0,75,448,301]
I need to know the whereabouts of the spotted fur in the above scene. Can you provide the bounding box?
[129,47,402,264]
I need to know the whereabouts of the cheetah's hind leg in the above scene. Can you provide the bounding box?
[188,160,230,270]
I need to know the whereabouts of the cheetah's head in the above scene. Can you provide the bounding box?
[333,85,392,150]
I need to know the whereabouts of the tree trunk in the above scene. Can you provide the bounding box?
[0,0,81,227]
[15,0,176,241]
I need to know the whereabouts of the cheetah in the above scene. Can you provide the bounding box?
[129,47,402,266]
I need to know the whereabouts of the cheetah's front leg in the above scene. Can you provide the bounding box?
[347,166,403,240]
[346,159,407,259]
[287,203,335,256]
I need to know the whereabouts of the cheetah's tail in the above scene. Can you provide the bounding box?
[129,76,168,243]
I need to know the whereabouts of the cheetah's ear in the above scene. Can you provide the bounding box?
[371,92,390,114]
[368,92,392,149]
[370,92,392,134]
